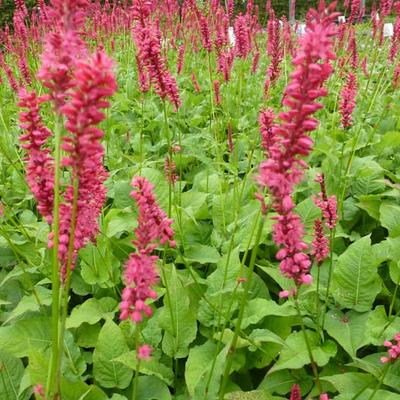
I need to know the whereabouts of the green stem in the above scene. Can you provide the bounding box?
[132,324,142,400]
[388,276,400,320]
[316,264,321,337]
[55,176,79,395]
[294,296,323,394]
[367,363,391,400]
[163,101,173,218]
[321,229,335,331]
[218,215,265,400]
[46,117,63,399]
[207,52,215,140]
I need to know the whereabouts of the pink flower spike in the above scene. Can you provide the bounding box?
[311,219,329,264]
[290,384,302,400]
[320,394,330,400]
[137,344,153,361]
[314,174,337,230]
[120,176,175,323]
[381,333,400,363]
[33,384,45,398]
[257,5,338,288]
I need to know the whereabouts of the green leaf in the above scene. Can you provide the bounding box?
[332,235,382,311]
[103,209,136,238]
[60,381,108,400]
[184,244,221,264]
[324,310,371,358]
[270,330,337,373]
[67,297,118,329]
[380,203,400,237]
[92,319,133,389]
[239,299,297,329]
[115,351,174,385]
[79,240,120,286]
[0,317,51,357]
[366,306,400,346]
[62,331,87,381]
[295,198,321,233]
[224,390,284,400]
[141,168,169,211]
[320,373,375,394]
[187,342,230,399]
[159,265,197,358]
[3,286,52,324]
[258,369,313,395]
[0,350,25,400]
[113,180,133,209]
[136,376,171,400]
[180,191,209,219]
[356,197,381,220]
[185,341,218,396]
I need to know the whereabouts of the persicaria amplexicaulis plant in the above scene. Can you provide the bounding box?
[257,4,338,293]
[120,176,175,358]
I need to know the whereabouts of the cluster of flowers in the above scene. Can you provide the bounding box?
[257,5,339,293]
[381,333,400,363]
[132,0,181,110]
[311,174,337,264]
[120,176,175,360]
[18,0,117,281]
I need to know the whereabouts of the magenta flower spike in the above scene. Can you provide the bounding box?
[381,333,400,363]
[120,176,175,323]
[257,4,338,289]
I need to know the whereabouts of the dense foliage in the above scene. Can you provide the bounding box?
[1,0,400,400]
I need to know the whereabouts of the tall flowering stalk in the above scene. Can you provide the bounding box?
[120,176,175,397]
[265,10,282,93]
[56,51,117,280]
[133,22,181,110]
[339,72,357,128]
[390,2,400,61]
[18,90,54,224]
[17,0,117,397]
[132,0,181,110]
[257,6,338,394]
[120,176,175,321]
[313,174,337,331]
[258,5,338,293]
[234,14,251,59]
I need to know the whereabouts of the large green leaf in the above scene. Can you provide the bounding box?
[185,340,217,396]
[324,310,371,358]
[93,319,133,389]
[366,306,400,346]
[0,350,25,400]
[224,391,285,400]
[159,265,197,358]
[184,244,221,264]
[0,316,51,357]
[270,330,337,373]
[320,373,375,394]
[380,203,400,237]
[258,369,313,395]
[3,286,51,324]
[332,235,382,311]
[67,297,118,329]
[185,341,230,400]
[136,376,171,400]
[239,299,297,329]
